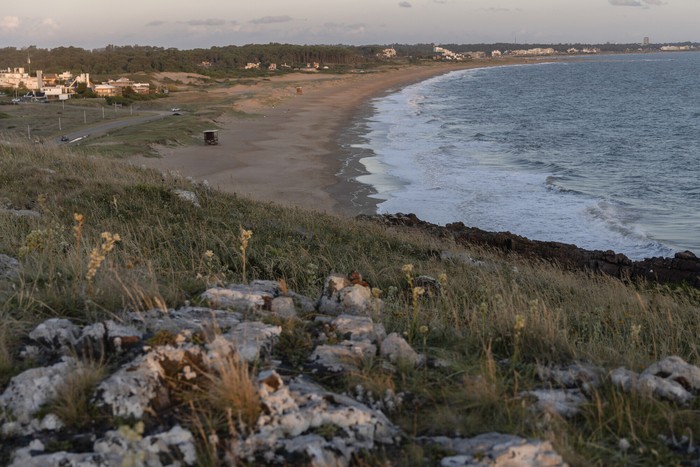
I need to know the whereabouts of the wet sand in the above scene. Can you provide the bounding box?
[130,61,525,216]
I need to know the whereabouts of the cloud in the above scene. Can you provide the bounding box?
[184,19,226,26]
[609,0,642,5]
[40,18,59,29]
[146,20,166,27]
[398,1,412,7]
[250,15,293,24]
[609,0,664,6]
[0,16,20,31]
[322,22,367,35]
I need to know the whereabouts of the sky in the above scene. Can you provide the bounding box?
[1,0,698,50]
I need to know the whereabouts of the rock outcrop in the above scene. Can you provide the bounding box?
[611,356,700,405]
[0,254,19,281]
[360,213,700,288]
[0,277,401,465]
[2,272,698,465]
[419,433,568,467]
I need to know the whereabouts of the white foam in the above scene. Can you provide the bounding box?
[354,68,676,260]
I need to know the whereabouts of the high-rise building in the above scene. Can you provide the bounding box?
[643,37,650,46]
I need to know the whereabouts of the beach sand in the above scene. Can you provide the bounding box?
[129,61,520,216]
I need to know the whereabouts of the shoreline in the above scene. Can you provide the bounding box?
[129,60,533,217]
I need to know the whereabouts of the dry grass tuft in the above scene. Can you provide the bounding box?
[201,354,261,433]
[49,358,107,429]
[0,323,13,383]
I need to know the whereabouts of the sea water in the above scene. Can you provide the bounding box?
[350,53,700,260]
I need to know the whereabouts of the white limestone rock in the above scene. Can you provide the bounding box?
[129,306,242,336]
[641,356,700,395]
[201,287,264,311]
[0,208,40,219]
[308,341,377,373]
[331,314,386,343]
[0,253,20,281]
[249,279,284,295]
[440,251,488,268]
[173,188,200,208]
[352,384,404,414]
[317,274,378,316]
[230,371,398,465]
[421,433,568,467]
[257,370,298,414]
[536,362,603,392]
[201,281,281,311]
[270,296,297,318]
[611,356,700,405]
[77,320,143,353]
[2,413,65,437]
[638,373,694,405]
[94,424,197,466]
[610,367,638,392]
[10,449,106,467]
[27,318,81,354]
[281,434,344,467]
[95,346,205,418]
[10,425,197,466]
[380,333,424,367]
[96,320,279,419]
[521,389,587,418]
[221,321,282,362]
[288,291,317,314]
[0,356,78,425]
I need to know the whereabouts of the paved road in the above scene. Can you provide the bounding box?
[53,110,173,145]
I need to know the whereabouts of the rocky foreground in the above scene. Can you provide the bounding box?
[1,267,699,466]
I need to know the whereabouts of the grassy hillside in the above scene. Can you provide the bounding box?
[1,140,699,465]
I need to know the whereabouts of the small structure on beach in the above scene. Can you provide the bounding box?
[296,87,303,95]
[203,130,219,145]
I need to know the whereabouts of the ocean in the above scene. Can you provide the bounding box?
[347,52,700,260]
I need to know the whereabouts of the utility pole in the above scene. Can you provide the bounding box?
[84,110,86,124]
[59,117,61,131]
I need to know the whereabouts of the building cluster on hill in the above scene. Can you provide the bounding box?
[660,45,695,51]
[93,77,151,97]
[431,42,695,61]
[432,45,601,61]
[0,67,151,101]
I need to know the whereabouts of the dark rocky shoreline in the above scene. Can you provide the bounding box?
[359,213,700,288]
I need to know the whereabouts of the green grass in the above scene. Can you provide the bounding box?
[0,139,699,465]
[73,113,215,158]
[0,101,156,140]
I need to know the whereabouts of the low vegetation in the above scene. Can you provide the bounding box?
[0,139,698,465]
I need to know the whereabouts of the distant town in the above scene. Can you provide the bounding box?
[0,40,697,102]
[0,68,153,102]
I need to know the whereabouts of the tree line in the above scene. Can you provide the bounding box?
[0,44,384,76]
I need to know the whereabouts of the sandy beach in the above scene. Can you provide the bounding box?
[130,61,521,216]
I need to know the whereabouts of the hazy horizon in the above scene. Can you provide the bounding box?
[2,0,698,50]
